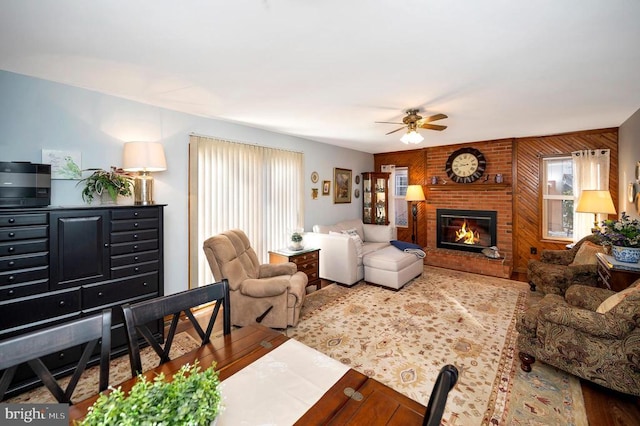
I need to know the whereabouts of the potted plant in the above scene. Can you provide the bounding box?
[78,362,222,425]
[289,229,304,251]
[597,212,640,263]
[78,167,134,204]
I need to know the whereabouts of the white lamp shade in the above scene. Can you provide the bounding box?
[405,185,426,201]
[575,190,616,214]
[122,142,167,172]
[400,130,424,144]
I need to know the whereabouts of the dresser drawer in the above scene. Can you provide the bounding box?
[110,229,158,244]
[291,250,319,264]
[110,218,159,232]
[110,239,158,256]
[0,225,48,242]
[0,252,48,271]
[0,279,49,301]
[111,250,159,267]
[0,239,48,257]
[297,260,319,275]
[111,260,159,279]
[0,288,81,332]
[111,209,159,220]
[82,272,159,309]
[0,213,47,227]
[0,266,48,286]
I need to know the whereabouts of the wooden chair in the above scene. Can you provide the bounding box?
[122,279,231,377]
[423,364,458,426]
[0,309,112,404]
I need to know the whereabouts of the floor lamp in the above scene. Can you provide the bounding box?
[405,185,426,244]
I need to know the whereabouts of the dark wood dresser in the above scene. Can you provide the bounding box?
[268,247,320,289]
[0,205,164,397]
[595,252,640,292]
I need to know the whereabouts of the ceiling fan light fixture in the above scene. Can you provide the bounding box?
[400,130,424,144]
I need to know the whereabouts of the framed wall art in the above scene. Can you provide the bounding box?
[322,180,331,196]
[333,167,352,203]
[42,149,82,179]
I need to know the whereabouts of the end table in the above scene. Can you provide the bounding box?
[269,247,320,289]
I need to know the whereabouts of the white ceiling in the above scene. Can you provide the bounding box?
[1,0,639,154]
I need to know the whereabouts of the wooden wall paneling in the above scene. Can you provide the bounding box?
[512,128,618,273]
[374,149,427,244]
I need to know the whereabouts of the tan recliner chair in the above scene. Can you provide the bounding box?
[202,230,307,328]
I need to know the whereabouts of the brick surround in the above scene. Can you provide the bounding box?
[425,139,513,278]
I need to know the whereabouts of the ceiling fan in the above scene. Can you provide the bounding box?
[376,109,448,136]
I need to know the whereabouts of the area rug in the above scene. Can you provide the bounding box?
[4,333,200,404]
[289,266,587,425]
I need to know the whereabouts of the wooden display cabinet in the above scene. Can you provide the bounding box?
[362,172,390,225]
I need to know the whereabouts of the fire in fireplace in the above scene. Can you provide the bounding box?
[436,209,497,253]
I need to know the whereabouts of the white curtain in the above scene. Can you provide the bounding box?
[572,149,611,241]
[189,135,304,288]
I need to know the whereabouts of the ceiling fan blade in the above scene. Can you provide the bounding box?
[385,126,407,135]
[419,113,448,124]
[420,123,447,131]
[375,121,405,125]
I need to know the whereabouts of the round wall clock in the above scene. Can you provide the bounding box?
[310,171,319,183]
[445,147,487,184]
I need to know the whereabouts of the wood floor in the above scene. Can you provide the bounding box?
[511,272,640,426]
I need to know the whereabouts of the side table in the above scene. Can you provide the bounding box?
[595,252,640,292]
[269,247,320,289]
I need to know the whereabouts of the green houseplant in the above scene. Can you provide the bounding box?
[78,362,222,426]
[597,212,640,263]
[78,167,134,203]
[289,229,304,251]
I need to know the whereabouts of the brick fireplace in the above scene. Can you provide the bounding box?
[436,209,498,253]
[424,139,513,279]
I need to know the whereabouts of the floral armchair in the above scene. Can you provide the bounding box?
[516,281,640,397]
[526,234,602,295]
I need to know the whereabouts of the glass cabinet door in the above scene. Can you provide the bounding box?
[362,172,390,225]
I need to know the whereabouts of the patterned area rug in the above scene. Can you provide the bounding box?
[290,266,587,425]
[4,333,200,404]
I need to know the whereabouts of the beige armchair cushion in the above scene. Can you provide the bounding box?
[596,285,640,314]
[569,241,604,266]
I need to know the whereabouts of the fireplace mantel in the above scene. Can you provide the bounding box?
[427,183,510,192]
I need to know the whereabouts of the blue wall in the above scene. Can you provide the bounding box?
[0,70,373,294]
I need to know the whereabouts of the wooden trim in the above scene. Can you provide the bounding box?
[427,183,510,192]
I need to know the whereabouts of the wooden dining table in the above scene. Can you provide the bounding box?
[69,324,426,425]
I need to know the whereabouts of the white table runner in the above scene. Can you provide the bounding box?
[217,339,350,426]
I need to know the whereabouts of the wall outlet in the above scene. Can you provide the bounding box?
[530,247,537,255]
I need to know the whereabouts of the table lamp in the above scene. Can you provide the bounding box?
[405,185,426,244]
[123,141,167,205]
[575,189,616,232]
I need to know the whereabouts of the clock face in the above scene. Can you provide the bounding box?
[445,147,486,183]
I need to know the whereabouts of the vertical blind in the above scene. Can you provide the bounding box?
[189,135,304,288]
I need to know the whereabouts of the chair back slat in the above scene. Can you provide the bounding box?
[123,279,231,377]
[0,309,111,403]
[423,364,458,426]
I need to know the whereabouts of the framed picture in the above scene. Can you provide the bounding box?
[322,180,331,196]
[333,168,352,203]
[42,149,82,179]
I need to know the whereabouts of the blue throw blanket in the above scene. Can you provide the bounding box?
[390,240,426,258]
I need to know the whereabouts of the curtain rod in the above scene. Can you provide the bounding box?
[189,132,303,155]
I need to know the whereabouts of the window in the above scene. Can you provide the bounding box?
[188,135,304,288]
[542,156,574,240]
[394,167,408,227]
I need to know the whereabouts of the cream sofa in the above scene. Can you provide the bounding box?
[305,219,398,286]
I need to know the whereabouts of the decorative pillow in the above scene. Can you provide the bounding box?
[596,285,640,314]
[341,229,364,257]
[570,241,605,266]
